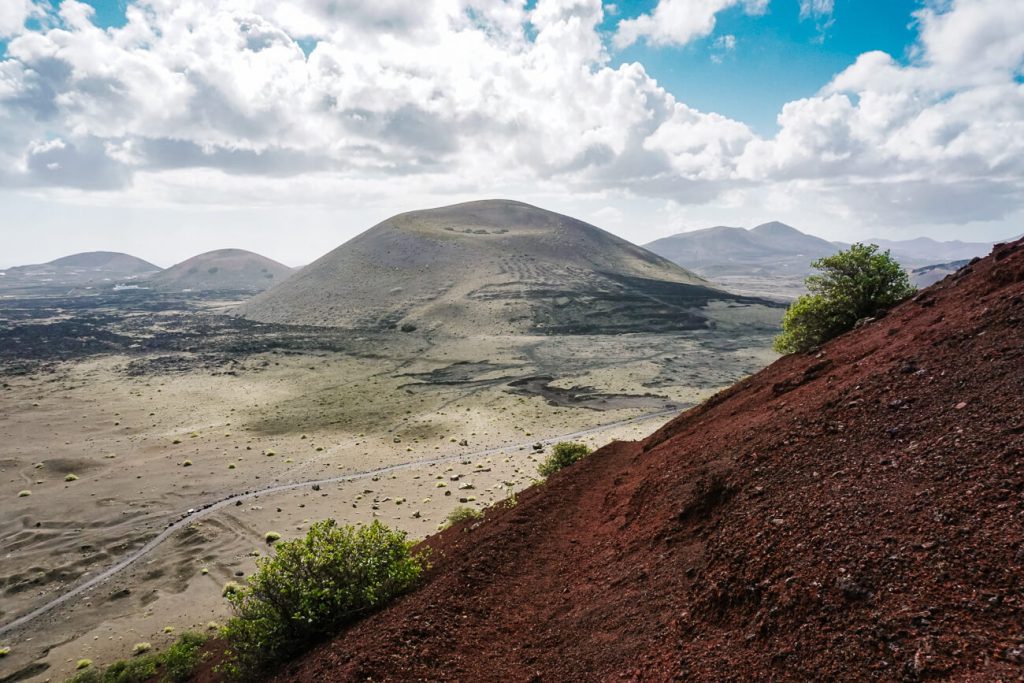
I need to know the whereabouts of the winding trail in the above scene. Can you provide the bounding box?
[0,408,679,638]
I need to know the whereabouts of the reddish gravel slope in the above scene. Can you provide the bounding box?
[276,238,1024,682]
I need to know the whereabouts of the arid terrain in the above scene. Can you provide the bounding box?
[0,288,778,682]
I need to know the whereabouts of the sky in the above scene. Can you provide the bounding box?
[0,0,1022,268]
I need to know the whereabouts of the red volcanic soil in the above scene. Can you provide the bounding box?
[273,239,1024,682]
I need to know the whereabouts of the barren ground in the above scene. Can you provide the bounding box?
[0,292,776,682]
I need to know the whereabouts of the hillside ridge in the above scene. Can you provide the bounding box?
[272,236,1024,681]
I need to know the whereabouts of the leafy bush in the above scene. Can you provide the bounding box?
[774,243,915,353]
[444,505,482,528]
[94,655,158,683]
[537,442,593,477]
[160,631,207,683]
[219,519,427,678]
[67,670,103,683]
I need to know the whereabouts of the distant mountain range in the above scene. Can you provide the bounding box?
[861,238,994,266]
[909,260,972,289]
[646,222,1007,279]
[644,222,838,278]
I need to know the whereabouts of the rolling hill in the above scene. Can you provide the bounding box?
[277,237,1024,681]
[0,251,160,293]
[869,237,994,266]
[238,199,781,335]
[909,259,972,288]
[146,249,293,293]
[643,222,840,278]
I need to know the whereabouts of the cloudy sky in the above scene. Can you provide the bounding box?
[0,0,1022,268]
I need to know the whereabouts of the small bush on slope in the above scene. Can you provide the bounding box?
[537,442,593,477]
[160,631,207,682]
[220,519,427,678]
[444,505,483,528]
[774,243,915,353]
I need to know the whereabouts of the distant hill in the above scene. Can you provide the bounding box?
[868,237,993,267]
[910,259,971,288]
[0,251,160,293]
[146,249,292,293]
[46,251,159,273]
[239,199,781,335]
[644,222,839,278]
[646,224,1014,300]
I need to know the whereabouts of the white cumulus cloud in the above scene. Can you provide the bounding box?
[0,0,1020,250]
[614,0,766,49]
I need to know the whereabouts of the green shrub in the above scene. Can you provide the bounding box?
[444,505,482,528]
[77,659,93,670]
[67,669,103,683]
[160,631,207,683]
[774,243,915,353]
[537,442,593,477]
[221,581,243,598]
[97,655,157,683]
[131,642,151,656]
[219,519,427,678]
[264,531,281,544]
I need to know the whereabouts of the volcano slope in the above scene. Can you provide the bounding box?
[239,199,776,335]
[273,239,1024,682]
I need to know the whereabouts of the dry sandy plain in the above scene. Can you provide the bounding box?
[0,292,777,682]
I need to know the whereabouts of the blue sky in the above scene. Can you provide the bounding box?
[608,0,920,134]
[0,0,1021,268]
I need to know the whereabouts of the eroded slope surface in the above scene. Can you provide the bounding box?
[275,238,1024,682]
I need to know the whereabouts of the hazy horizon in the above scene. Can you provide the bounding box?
[1,207,1021,271]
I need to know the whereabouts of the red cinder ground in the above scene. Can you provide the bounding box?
[253,238,1024,682]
